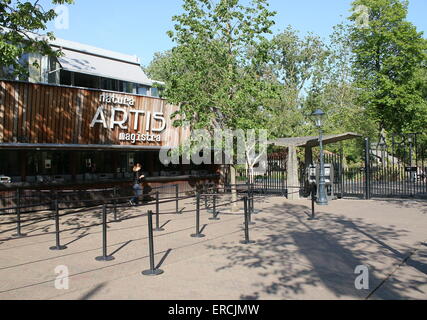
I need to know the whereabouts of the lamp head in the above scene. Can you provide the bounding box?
[312,109,325,128]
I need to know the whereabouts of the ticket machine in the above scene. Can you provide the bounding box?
[306,163,335,201]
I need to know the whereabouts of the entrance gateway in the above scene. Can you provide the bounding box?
[266,133,361,200]
[243,133,427,200]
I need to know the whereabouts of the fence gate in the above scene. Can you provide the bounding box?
[326,134,427,199]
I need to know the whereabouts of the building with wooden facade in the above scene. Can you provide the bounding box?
[0,38,217,192]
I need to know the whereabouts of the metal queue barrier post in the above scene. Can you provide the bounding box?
[191,192,205,238]
[175,184,180,214]
[12,188,27,238]
[154,191,164,232]
[249,183,253,213]
[250,183,261,215]
[309,184,316,220]
[204,184,208,210]
[142,210,164,276]
[243,188,256,226]
[50,199,67,251]
[113,187,120,222]
[95,202,115,262]
[240,196,256,245]
[248,199,256,226]
[208,187,220,221]
[246,181,252,212]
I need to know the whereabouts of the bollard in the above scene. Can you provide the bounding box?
[240,197,255,245]
[50,199,67,251]
[154,191,164,232]
[95,203,115,261]
[191,192,205,238]
[175,184,180,214]
[142,210,164,276]
[12,188,27,238]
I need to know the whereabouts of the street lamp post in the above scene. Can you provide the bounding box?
[312,109,328,206]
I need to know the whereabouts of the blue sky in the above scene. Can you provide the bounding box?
[40,0,427,66]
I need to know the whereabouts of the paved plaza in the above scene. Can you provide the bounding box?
[0,195,426,300]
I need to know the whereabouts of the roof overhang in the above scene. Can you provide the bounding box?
[270,132,363,148]
[55,48,153,86]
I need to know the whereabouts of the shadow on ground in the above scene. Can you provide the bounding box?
[207,201,425,300]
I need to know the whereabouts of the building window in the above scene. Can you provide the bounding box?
[137,85,149,96]
[122,81,136,94]
[101,78,119,91]
[74,72,99,89]
[47,56,60,84]
[0,151,20,178]
[60,70,72,86]
[151,87,159,97]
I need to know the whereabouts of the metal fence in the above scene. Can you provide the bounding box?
[235,152,288,196]
[0,181,200,214]
[322,135,427,199]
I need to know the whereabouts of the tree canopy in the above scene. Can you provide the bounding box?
[349,0,427,134]
[146,0,427,142]
[159,0,277,136]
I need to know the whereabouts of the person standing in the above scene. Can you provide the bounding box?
[130,163,145,205]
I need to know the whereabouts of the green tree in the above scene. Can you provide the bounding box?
[349,0,427,134]
[163,0,276,206]
[303,23,379,163]
[144,50,173,82]
[0,0,74,78]
[413,63,427,133]
[265,26,329,138]
[165,0,276,130]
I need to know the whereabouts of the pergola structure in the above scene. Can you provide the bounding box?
[269,132,362,200]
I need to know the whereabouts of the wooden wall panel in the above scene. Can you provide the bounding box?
[52,85,59,143]
[5,82,14,142]
[63,88,73,143]
[12,83,18,142]
[27,84,34,142]
[17,83,23,141]
[0,80,189,148]
[33,83,41,143]
[24,83,31,140]
[40,84,48,143]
